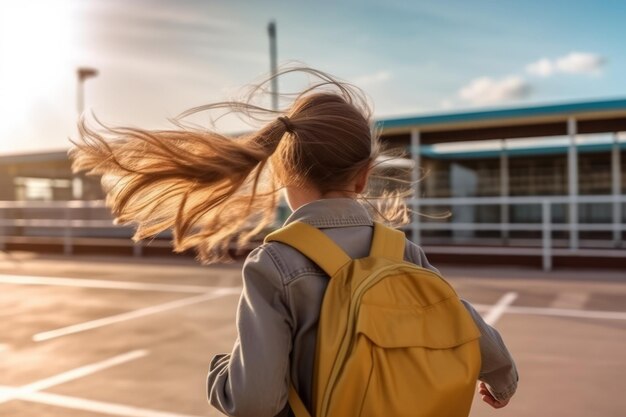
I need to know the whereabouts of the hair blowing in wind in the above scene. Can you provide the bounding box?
[68,67,412,263]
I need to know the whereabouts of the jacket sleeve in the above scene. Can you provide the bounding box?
[460,299,519,402]
[404,239,518,402]
[207,246,293,417]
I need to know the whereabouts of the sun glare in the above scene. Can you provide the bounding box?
[0,0,75,141]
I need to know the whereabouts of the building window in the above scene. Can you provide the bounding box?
[13,177,72,201]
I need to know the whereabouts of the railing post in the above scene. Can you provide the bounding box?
[500,139,509,242]
[63,205,73,256]
[542,199,552,271]
[612,132,622,247]
[410,128,421,245]
[567,117,579,250]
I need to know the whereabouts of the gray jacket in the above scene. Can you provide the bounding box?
[208,198,518,417]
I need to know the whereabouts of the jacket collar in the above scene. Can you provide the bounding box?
[283,198,373,228]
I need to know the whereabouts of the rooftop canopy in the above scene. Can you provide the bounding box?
[377,97,626,145]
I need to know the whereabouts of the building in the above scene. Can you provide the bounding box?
[1,97,625,268]
[377,97,626,268]
[0,150,102,201]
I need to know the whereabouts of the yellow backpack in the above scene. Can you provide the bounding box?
[265,221,482,417]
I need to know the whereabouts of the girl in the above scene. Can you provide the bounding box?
[69,67,518,417]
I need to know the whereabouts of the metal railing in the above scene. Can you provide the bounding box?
[1,196,625,270]
[409,195,625,270]
[0,200,148,256]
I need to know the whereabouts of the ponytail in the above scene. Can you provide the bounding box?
[69,115,289,263]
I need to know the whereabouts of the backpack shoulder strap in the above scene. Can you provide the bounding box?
[369,222,406,262]
[288,384,312,417]
[264,222,352,277]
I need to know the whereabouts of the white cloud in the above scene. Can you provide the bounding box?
[458,75,531,106]
[526,52,605,77]
[526,58,554,77]
[557,52,605,74]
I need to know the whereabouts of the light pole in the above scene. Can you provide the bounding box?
[267,21,278,111]
[76,67,98,115]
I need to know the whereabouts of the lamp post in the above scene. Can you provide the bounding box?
[267,21,278,111]
[76,67,98,115]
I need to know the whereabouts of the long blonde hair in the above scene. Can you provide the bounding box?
[69,67,412,263]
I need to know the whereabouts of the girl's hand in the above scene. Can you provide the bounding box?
[478,382,510,409]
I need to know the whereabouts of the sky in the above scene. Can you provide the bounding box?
[0,0,625,155]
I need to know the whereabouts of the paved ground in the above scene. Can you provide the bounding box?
[0,251,624,417]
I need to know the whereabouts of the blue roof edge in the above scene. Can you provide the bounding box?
[376,97,626,131]
[421,140,626,160]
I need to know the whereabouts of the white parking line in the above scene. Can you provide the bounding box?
[473,303,626,320]
[508,305,626,320]
[33,288,241,342]
[0,350,147,404]
[0,348,204,416]
[22,350,148,393]
[11,390,206,417]
[0,274,223,293]
[483,292,518,325]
